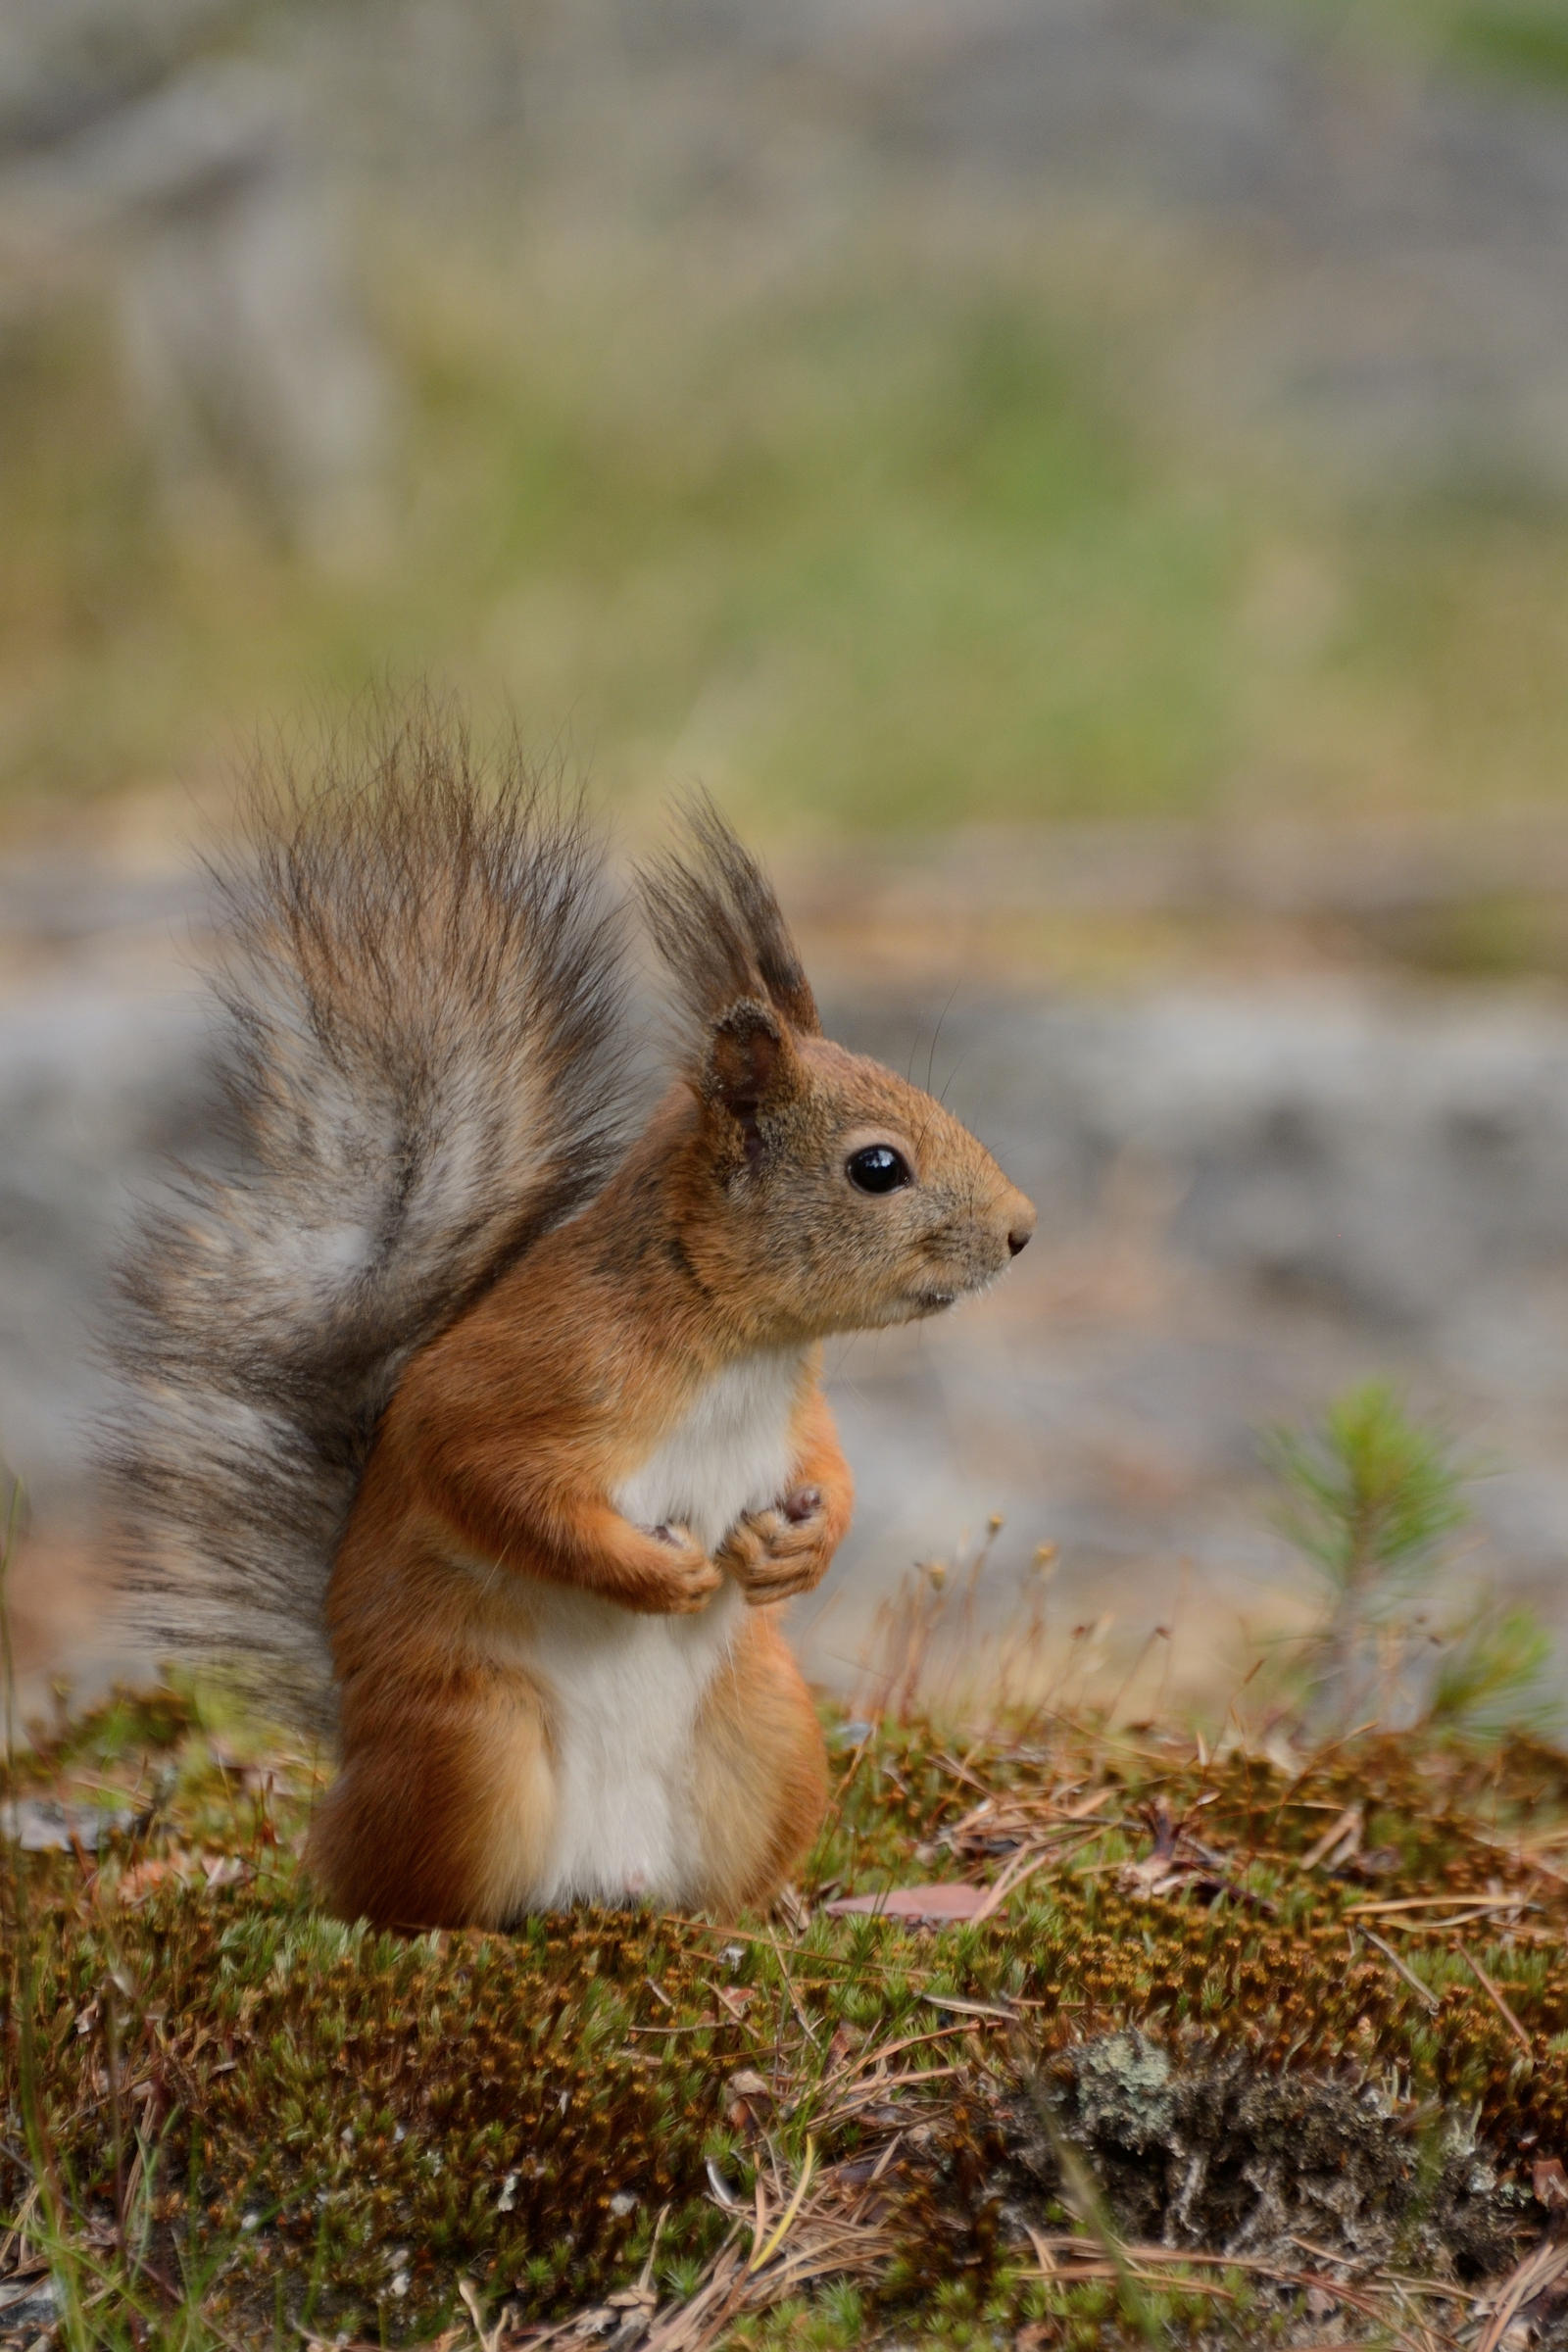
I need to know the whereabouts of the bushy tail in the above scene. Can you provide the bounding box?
[104,712,631,1733]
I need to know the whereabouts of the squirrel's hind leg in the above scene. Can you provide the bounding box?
[308,1667,558,1931]
[685,1611,828,1915]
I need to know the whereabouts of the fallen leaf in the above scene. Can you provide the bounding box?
[823,1883,992,1922]
[115,1851,254,1905]
[1534,2157,1568,2211]
[114,1854,191,1903]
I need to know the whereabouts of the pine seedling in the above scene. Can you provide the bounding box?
[1428,1601,1560,1740]
[1263,1383,1470,1732]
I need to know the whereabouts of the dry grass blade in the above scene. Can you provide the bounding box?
[743,2212,895,2297]
[814,2020,971,2108]
[1297,1805,1363,1874]
[970,1845,1060,1921]
[0,2183,41,2278]
[1470,1829,1568,1892]
[1475,2234,1568,2352]
[920,1991,1017,2021]
[639,2244,747,2352]
[1019,2232,1458,2352]
[1459,1949,1533,2058]
[1352,1926,1441,2014]
[941,1782,1117,1863]
[459,2277,504,2352]
[1345,1893,1527,1917]
[760,1927,820,2045]
[747,2135,817,2274]
[637,2151,900,2351]
[813,2061,970,2133]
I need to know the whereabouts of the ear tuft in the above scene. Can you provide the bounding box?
[638,794,821,1044]
[705,998,798,1153]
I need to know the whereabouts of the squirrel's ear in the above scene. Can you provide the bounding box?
[704,998,801,1151]
[638,795,822,1042]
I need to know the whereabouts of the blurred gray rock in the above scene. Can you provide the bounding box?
[815,979,1568,1663]
[6,858,1568,1698]
[0,954,209,1509]
[0,1792,135,1849]
[839,984,1568,1328]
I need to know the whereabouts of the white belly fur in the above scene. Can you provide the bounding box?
[531,1347,807,1904]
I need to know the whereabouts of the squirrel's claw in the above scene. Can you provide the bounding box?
[636,1522,722,1613]
[717,1502,831,1604]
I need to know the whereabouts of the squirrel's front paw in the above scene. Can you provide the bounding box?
[638,1522,723,1615]
[716,1489,830,1604]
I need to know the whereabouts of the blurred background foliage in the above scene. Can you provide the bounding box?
[3,0,1568,838]
[9,0,1568,1721]
[1274,0,1568,81]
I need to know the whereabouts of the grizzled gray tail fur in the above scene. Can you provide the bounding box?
[103,710,632,1735]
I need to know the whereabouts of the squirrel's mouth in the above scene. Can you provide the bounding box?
[908,1259,1010,1317]
[910,1287,957,1316]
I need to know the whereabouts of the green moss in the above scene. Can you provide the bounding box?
[6,1697,1568,2344]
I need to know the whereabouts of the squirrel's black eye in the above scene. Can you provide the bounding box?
[846,1144,912,1196]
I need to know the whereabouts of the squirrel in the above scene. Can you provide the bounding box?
[106,713,1035,1930]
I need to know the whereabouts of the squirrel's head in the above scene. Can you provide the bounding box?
[641,803,1035,1342]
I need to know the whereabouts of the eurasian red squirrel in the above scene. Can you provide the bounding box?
[109,715,1034,1928]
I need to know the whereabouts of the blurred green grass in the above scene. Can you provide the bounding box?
[1253,0,1568,83]
[5,213,1568,834]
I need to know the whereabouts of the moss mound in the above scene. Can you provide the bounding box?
[6,1696,1568,2346]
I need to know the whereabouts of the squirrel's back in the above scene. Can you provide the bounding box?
[104,712,631,1731]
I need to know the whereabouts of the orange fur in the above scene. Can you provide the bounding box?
[687,1610,830,1910]
[305,809,1032,1929]
[111,767,1031,1930]
[310,1054,1028,1929]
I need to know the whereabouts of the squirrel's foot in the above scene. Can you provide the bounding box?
[716,1490,831,1603]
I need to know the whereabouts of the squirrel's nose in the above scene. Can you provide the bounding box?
[1004,1192,1036,1257]
[1007,1226,1031,1257]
